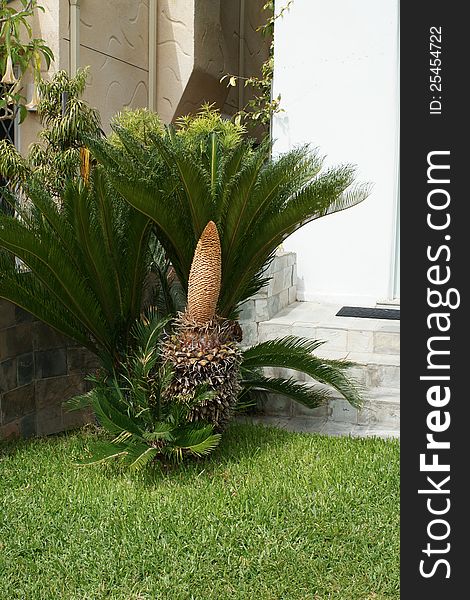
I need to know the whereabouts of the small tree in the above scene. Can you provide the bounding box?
[0,68,101,197]
[0,0,53,124]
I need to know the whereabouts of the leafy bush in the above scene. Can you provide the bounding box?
[66,312,221,468]
[0,168,152,369]
[109,107,164,149]
[175,103,247,151]
[0,68,100,196]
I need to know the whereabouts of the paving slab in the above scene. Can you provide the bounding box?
[238,415,399,440]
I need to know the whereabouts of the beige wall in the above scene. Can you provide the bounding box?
[156,0,194,123]
[157,0,269,124]
[16,0,269,152]
[64,0,149,132]
[17,0,149,151]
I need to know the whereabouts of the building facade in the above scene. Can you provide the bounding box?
[14,0,268,152]
[273,0,400,307]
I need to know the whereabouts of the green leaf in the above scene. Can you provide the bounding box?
[242,336,363,408]
[127,446,158,470]
[242,374,333,409]
[76,441,129,466]
[18,104,28,124]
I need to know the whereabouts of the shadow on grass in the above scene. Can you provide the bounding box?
[0,421,104,463]
[138,420,302,486]
[0,420,308,486]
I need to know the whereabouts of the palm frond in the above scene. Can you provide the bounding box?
[0,167,153,367]
[171,423,221,458]
[92,390,144,437]
[93,122,368,317]
[125,445,159,471]
[77,441,130,466]
[63,388,97,412]
[242,336,363,408]
[242,374,333,409]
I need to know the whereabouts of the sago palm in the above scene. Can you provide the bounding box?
[92,117,367,417]
[161,220,362,429]
[91,121,369,318]
[0,168,153,369]
[162,221,242,430]
[66,312,221,468]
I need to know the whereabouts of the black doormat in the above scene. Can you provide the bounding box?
[336,306,400,320]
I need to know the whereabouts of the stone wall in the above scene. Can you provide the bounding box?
[239,252,297,347]
[0,252,298,441]
[0,299,96,441]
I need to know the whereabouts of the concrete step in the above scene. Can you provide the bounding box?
[254,301,400,430]
[260,386,399,429]
[258,302,399,355]
[238,415,399,440]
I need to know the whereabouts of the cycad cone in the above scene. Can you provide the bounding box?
[163,221,241,429]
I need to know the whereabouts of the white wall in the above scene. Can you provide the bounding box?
[273,0,399,305]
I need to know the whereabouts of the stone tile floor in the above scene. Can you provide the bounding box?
[238,415,399,439]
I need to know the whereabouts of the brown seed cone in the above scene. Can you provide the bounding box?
[186,221,221,325]
[161,315,242,430]
[80,147,91,184]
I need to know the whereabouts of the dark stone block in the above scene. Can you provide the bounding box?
[0,300,16,330]
[1,383,35,423]
[20,413,36,438]
[35,374,85,410]
[0,358,17,393]
[62,406,93,432]
[17,353,34,386]
[35,349,67,379]
[15,306,35,324]
[67,347,100,375]
[36,405,62,437]
[0,323,33,361]
[0,419,20,441]
[33,321,72,351]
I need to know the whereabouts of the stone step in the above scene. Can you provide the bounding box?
[252,301,400,430]
[260,386,399,428]
[257,301,400,355]
[262,350,400,394]
[238,415,399,440]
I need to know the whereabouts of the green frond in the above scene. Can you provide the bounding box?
[94,115,368,316]
[63,388,97,412]
[242,336,326,365]
[242,374,333,409]
[171,423,221,458]
[91,389,144,438]
[76,441,130,466]
[242,336,363,408]
[126,445,159,471]
[0,166,153,366]
[111,430,134,445]
[143,423,174,442]
[0,256,94,352]
[151,134,213,239]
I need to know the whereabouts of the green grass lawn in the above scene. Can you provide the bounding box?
[0,423,399,600]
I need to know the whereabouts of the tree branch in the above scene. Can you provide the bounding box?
[0,2,35,27]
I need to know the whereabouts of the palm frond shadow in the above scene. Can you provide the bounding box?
[134,422,299,486]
